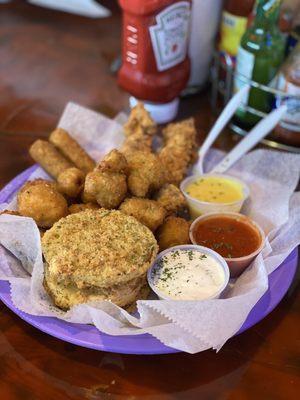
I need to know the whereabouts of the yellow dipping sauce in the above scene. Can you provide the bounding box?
[186,176,243,204]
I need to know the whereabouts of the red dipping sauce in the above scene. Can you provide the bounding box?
[190,213,265,277]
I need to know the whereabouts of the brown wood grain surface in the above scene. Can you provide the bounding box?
[0,2,299,399]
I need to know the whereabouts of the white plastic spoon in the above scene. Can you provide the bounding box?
[197,84,250,174]
[210,104,287,174]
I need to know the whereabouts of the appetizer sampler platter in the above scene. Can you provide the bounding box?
[0,103,298,354]
[0,165,298,354]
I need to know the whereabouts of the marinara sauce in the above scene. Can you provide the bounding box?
[193,215,261,259]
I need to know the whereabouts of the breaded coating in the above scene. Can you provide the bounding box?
[44,268,149,310]
[123,102,157,138]
[156,216,191,251]
[121,133,152,155]
[155,184,187,216]
[125,151,165,197]
[17,179,68,228]
[49,128,95,174]
[158,118,198,185]
[42,209,158,293]
[68,203,99,214]
[29,140,74,179]
[96,149,128,174]
[119,198,166,232]
[0,210,20,216]
[57,167,85,198]
[83,170,127,209]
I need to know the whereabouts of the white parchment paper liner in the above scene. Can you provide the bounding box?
[0,102,299,354]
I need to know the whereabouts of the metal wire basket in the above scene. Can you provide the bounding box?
[211,51,300,153]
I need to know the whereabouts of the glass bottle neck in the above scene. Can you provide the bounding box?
[254,0,281,29]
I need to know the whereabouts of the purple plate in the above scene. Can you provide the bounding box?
[0,166,298,354]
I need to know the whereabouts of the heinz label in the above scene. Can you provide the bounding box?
[149,1,191,72]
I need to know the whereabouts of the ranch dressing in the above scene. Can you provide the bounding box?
[151,249,226,300]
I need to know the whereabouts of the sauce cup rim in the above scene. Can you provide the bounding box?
[189,212,266,263]
[180,173,250,207]
[147,244,230,301]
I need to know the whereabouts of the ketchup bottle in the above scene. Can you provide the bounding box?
[118,0,191,123]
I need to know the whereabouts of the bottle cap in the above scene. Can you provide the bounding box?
[129,96,179,124]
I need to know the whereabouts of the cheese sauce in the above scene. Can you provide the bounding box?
[151,249,226,300]
[186,176,243,204]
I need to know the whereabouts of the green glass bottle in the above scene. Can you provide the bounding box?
[234,0,286,127]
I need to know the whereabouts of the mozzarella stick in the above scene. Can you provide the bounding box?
[29,140,74,178]
[49,128,95,174]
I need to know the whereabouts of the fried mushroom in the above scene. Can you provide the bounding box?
[119,197,166,232]
[156,216,191,251]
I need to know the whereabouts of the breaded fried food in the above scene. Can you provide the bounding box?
[29,140,74,179]
[157,216,191,251]
[158,118,198,185]
[17,179,68,228]
[121,133,152,155]
[155,184,187,216]
[57,167,85,198]
[0,210,20,216]
[121,103,156,155]
[82,150,128,208]
[123,102,156,138]
[119,198,166,232]
[68,203,99,214]
[83,170,127,209]
[96,149,128,174]
[125,151,165,197]
[42,209,158,309]
[49,128,95,174]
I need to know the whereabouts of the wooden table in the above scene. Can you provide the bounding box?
[0,2,299,399]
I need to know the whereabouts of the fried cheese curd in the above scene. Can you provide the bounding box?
[154,184,187,216]
[119,197,166,232]
[42,209,158,310]
[83,150,128,209]
[125,151,165,197]
[17,179,68,228]
[157,216,191,251]
[158,118,198,185]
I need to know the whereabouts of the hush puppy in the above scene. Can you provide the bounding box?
[17,179,68,228]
